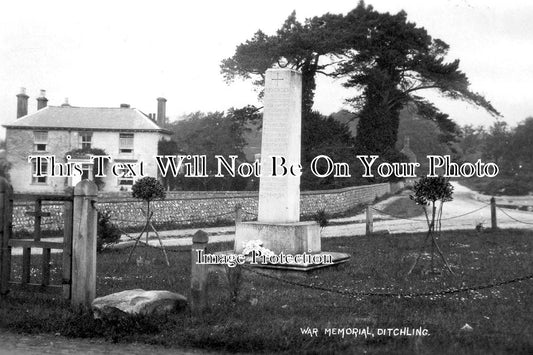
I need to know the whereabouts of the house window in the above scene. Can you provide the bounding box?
[119,133,134,154]
[118,176,134,187]
[78,132,92,149]
[116,166,134,188]
[31,159,48,184]
[34,131,48,152]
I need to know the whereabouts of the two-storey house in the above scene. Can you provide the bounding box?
[3,88,171,193]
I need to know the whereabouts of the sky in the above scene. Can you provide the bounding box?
[1,0,532,138]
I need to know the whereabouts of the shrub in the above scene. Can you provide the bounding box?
[131,177,165,202]
[97,212,122,252]
[314,208,329,228]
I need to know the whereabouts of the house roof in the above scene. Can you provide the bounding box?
[3,106,172,134]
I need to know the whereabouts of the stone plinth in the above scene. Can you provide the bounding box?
[235,221,320,254]
[258,69,302,223]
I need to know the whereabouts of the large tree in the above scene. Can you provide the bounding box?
[162,107,260,191]
[220,10,349,115]
[221,1,498,156]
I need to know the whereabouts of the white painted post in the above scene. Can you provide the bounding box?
[71,180,98,307]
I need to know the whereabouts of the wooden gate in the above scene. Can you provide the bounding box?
[0,178,98,306]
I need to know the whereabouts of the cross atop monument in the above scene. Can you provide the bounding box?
[271,72,285,86]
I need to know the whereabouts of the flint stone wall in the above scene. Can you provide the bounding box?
[12,182,395,232]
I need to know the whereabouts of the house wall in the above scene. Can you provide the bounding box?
[6,128,73,194]
[5,128,166,193]
[89,131,163,192]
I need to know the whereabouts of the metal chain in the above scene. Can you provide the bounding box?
[242,265,533,298]
[242,210,258,217]
[371,203,490,222]
[497,207,533,225]
[110,230,186,253]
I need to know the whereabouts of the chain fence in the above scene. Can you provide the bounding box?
[497,206,533,225]
[371,203,491,222]
[95,198,533,301]
[242,265,533,299]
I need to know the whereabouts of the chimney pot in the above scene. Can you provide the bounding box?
[16,87,29,118]
[37,89,48,110]
[61,97,70,107]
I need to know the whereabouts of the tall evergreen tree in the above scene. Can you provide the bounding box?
[221,1,499,156]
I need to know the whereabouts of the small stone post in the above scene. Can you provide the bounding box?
[366,204,373,235]
[490,197,497,229]
[71,180,98,307]
[190,230,209,314]
[235,204,243,224]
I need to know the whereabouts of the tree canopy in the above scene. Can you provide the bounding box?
[221,1,499,156]
[161,107,261,191]
[458,118,533,195]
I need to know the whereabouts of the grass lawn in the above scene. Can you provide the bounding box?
[1,229,532,354]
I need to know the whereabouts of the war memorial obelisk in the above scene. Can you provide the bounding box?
[234,68,349,269]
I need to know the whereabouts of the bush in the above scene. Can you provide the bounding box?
[97,212,122,252]
[314,209,329,228]
[132,177,165,202]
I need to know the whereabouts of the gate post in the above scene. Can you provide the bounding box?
[0,178,13,296]
[71,180,98,307]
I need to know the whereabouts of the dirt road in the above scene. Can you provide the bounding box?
[323,182,533,237]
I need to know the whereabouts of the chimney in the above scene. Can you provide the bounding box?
[37,89,48,110]
[120,103,130,108]
[157,97,167,126]
[16,87,29,118]
[61,97,71,107]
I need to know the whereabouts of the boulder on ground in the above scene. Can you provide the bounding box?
[92,289,187,319]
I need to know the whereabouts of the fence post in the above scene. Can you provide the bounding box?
[190,230,209,315]
[490,197,497,229]
[0,178,13,296]
[366,204,373,235]
[71,180,98,307]
[235,204,243,224]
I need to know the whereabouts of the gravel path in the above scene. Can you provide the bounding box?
[0,330,211,355]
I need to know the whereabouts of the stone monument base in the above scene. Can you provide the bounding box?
[212,251,350,272]
[231,221,350,272]
[235,221,320,254]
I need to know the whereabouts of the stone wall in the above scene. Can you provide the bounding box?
[11,183,393,232]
